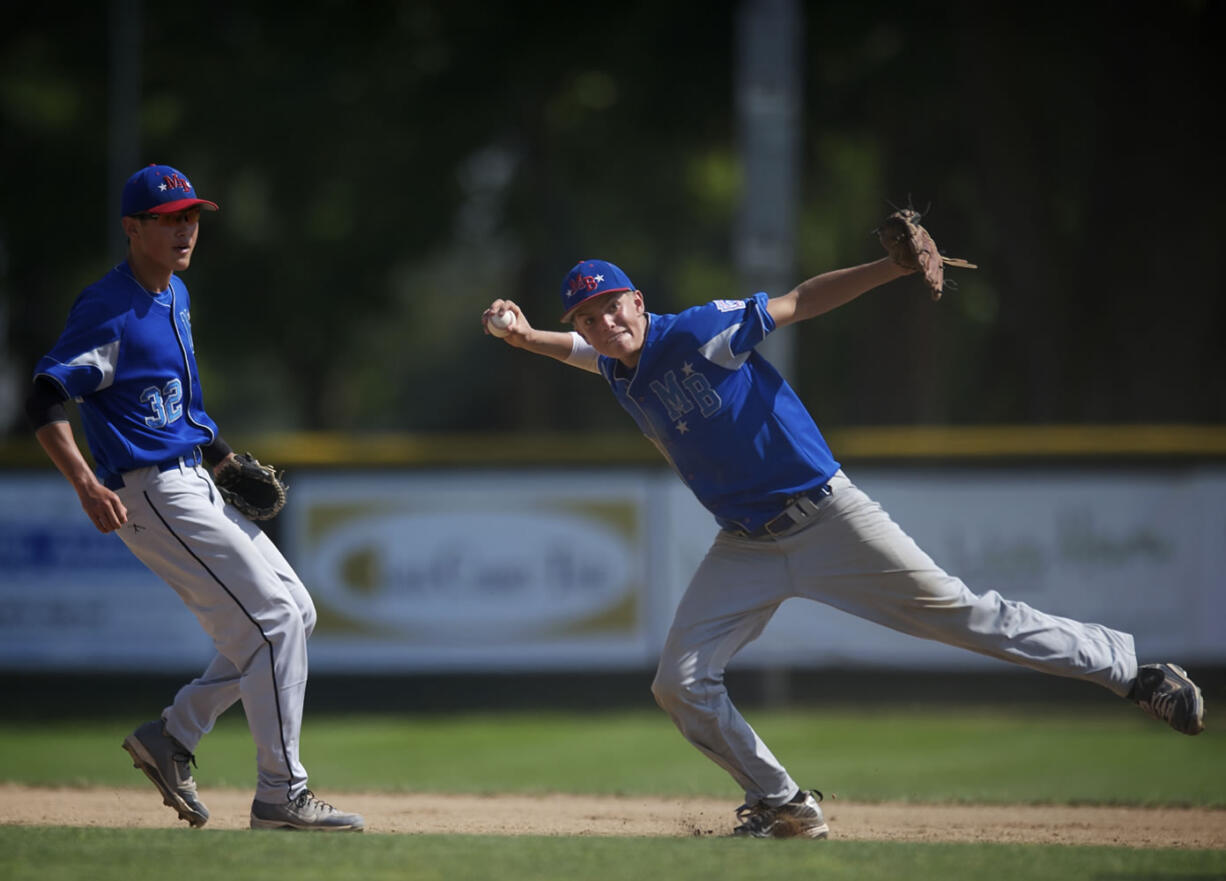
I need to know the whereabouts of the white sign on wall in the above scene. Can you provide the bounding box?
[1,466,1222,673]
[0,474,214,670]
[283,471,656,671]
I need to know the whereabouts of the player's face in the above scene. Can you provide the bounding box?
[125,207,201,276]
[571,290,648,366]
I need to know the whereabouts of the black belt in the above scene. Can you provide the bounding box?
[102,448,203,490]
[737,484,832,540]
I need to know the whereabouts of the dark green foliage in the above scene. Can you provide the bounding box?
[3,2,1222,434]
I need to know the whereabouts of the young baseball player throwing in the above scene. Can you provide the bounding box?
[25,164,364,831]
[481,254,1205,840]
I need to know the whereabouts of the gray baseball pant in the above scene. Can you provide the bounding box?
[651,469,1138,807]
[113,460,314,803]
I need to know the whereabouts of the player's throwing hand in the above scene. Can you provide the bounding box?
[482,300,531,346]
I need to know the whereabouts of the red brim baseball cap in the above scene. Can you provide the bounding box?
[560,259,636,322]
[121,164,220,216]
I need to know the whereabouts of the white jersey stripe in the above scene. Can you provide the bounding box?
[697,325,751,371]
[68,340,121,391]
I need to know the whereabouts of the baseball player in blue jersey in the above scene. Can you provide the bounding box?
[482,256,1205,840]
[25,164,363,831]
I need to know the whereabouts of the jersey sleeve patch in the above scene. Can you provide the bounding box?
[692,294,770,370]
[698,326,752,371]
[35,339,121,399]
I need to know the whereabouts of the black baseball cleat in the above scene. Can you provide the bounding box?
[1129,663,1205,735]
[732,789,829,839]
[122,720,210,827]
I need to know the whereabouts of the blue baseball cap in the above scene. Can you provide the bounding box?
[121,164,219,217]
[559,259,636,322]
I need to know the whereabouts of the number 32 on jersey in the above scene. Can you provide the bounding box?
[141,379,184,428]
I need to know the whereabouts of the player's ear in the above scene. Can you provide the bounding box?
[121,216,141,241]
[631,290,645,315]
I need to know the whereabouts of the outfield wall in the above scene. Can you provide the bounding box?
[2,462,1222,674]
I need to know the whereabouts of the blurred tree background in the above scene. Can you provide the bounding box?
[1,0,1221,441]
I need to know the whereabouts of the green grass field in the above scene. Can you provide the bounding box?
[5,829,1225,881]
[2,705,1224,881]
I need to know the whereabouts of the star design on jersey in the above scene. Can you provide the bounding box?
[675,420,690,434]
[681,361,696,376]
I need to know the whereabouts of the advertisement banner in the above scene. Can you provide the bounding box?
[0,474,214,671]
[1,465,1222,672]
[283,471,655,671]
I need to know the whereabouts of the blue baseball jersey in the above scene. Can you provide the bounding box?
[33,262,218,484]
[596,292,839,532]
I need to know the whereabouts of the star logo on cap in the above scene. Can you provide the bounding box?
[594,274,604,283]
[158,183,168,192]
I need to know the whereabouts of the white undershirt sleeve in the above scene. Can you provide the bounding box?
[563,331,602,374]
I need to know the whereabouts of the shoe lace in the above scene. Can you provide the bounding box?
[173,749,198,770]
[295,790,337,813]
[1144,688,1179,723]
[733,802,776,834]
[1134,668,1182,724]
[159,725,198,770]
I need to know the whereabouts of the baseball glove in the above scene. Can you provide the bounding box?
[214,452,287,521]
[875,208,977,300]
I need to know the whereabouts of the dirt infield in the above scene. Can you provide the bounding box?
[1,785,1223,848]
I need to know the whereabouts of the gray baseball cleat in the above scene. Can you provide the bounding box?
[250,790,365,831]
[732,789,829,839]
[121,719,209,828]
[1130,663,1205,735]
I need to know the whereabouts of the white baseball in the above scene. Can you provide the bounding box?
[487,310,515,338]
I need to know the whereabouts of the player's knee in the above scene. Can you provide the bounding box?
[651,660,693,711]
[258,594,308,647]
[299,594,317,639]
[651,670,679,710]
[652,668,719,716]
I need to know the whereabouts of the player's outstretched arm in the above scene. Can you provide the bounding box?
[481,299,576,363]
[766,257,912,329]
[34,421,128,533]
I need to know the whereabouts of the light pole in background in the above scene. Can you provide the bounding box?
[108,0,142,260]
[735,0,802,382]
[735,0,803,705]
